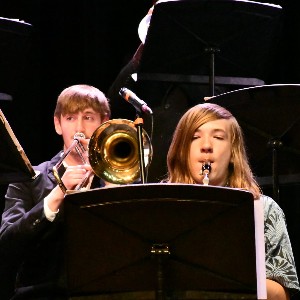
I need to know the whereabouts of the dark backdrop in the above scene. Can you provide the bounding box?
[0,1,299,299]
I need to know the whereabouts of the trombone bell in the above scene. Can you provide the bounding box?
[89,119,152,184]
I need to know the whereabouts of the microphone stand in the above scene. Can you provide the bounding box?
[134,114,146,184]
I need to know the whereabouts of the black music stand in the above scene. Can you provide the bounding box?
[208,84,300,202]
[0,109,36,183]
[0,17,33,100]
[63,184,262,300]
[137,0,282,96]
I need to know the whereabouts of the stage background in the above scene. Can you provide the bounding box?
[0,1,299,299]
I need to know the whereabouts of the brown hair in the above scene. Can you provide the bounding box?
[54,84,111,121]
[166,103,261,199]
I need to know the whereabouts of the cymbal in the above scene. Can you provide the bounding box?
[208,84,300,178]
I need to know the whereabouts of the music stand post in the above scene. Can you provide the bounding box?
[134,116,146,184]
[205,46,220,96]
[151,243,171,300]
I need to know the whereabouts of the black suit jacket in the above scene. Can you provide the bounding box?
[0,152,103,299]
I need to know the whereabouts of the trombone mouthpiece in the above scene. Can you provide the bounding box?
[74,132,85,140]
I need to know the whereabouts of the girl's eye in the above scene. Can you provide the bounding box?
[214,136,224,140]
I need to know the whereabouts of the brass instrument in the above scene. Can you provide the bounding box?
[53,132,87,193]
[53,119,153,192]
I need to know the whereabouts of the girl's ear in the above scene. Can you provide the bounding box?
[54,116,62,135]
[230,150,234,163]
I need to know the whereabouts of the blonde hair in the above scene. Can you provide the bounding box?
[166,103,261,199]
[54,84,111,121]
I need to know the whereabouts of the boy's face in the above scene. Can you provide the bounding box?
[188,118,232,186]
[54,108,107,158]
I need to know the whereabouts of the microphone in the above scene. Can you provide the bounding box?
[119,87,153,115]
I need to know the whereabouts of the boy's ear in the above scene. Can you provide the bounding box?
[102,116,109,123]
[54,116,62,135]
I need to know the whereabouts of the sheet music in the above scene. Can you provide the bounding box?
[254,197,267,300]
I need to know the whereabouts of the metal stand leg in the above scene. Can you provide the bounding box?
[151,243,170,300]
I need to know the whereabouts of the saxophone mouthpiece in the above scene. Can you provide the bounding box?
[201,161,211,185]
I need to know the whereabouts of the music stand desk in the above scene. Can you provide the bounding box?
[64,184,265,300]
[137,0,281,95]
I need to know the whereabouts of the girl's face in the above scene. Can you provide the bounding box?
[189,118,232,186]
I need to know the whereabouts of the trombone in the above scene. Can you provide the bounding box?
[52,132,89,193]
[53,119,153,193]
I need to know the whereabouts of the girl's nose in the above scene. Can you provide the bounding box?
[200,137,213,153]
